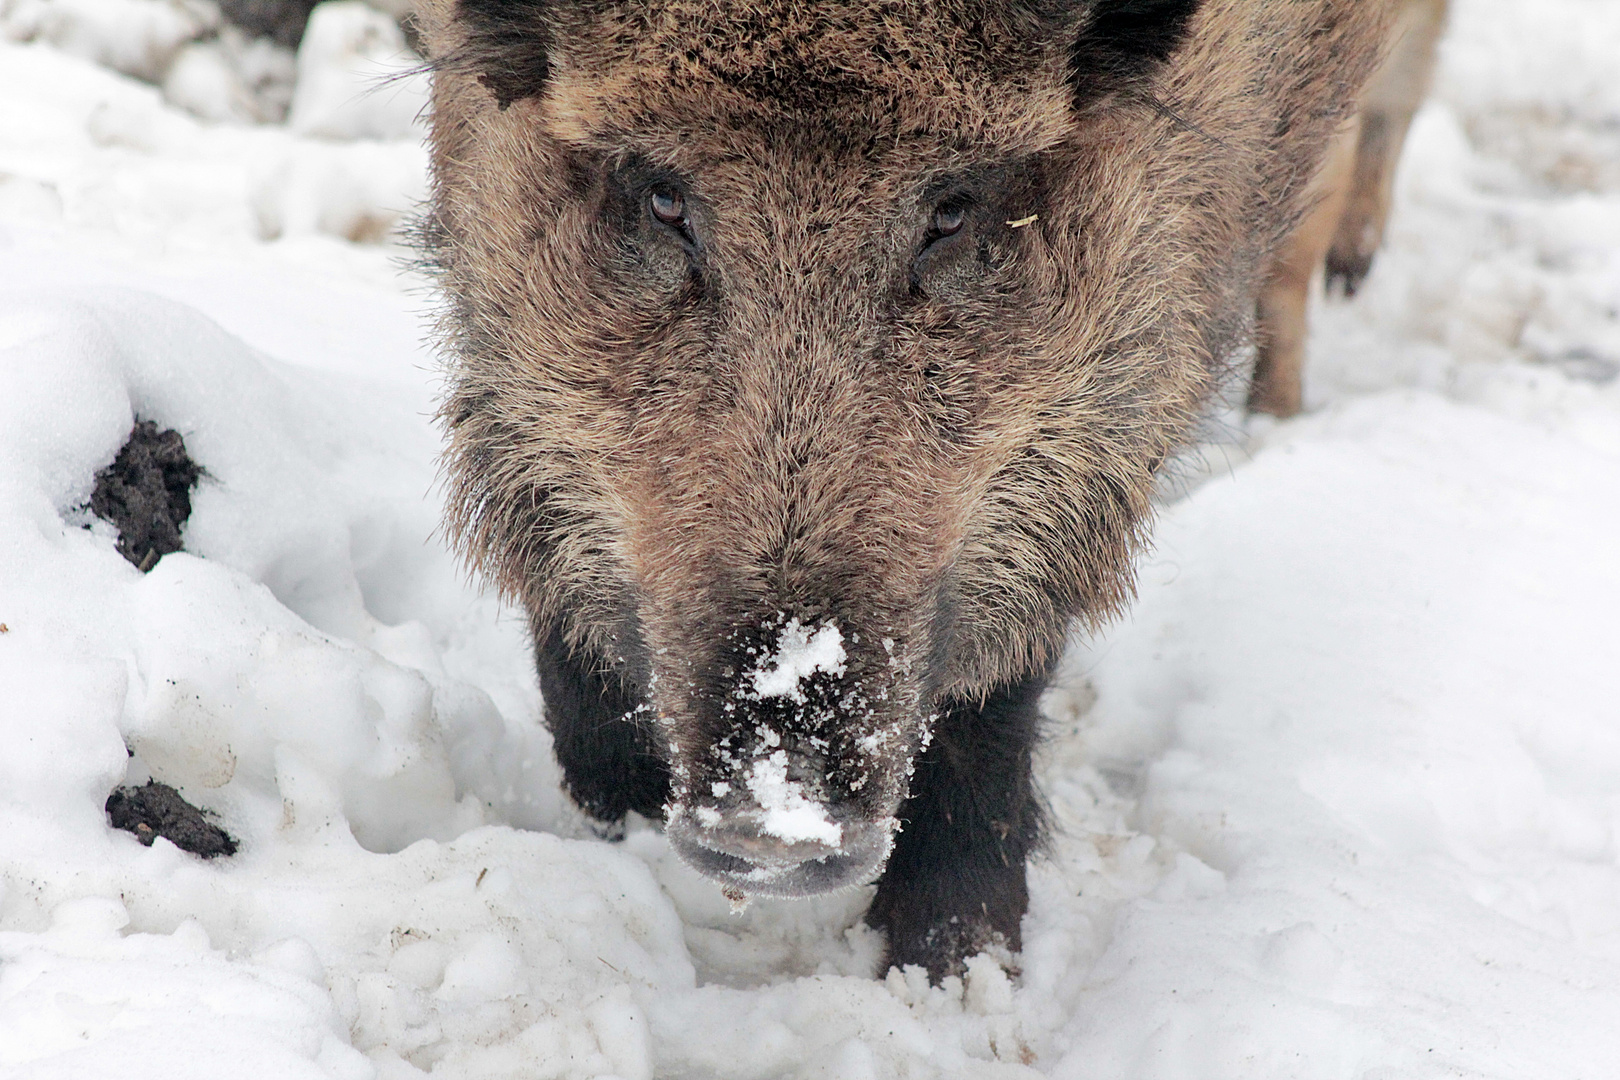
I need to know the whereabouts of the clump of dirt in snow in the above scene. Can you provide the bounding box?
[90,420,202,572]
[105,781,238,858]
[217,0,320,49]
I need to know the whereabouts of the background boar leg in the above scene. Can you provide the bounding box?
[1252,0,1448,416]
[532,624,670,832]
[1326,0,1449,294]
[866,666,1048,981]
[1250,115,1361,418]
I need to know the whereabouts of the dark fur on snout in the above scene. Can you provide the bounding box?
[418,0,1388,980]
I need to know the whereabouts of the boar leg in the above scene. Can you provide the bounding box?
[1249,113,1361,418]
[533,624,670,830]
[867,666,1048,982]
[1326,0,1448,294]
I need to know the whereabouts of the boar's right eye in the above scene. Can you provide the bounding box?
[650,189,686,226]
[645,186,700,254]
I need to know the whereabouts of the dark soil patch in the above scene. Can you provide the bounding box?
[90,421,202,572]
[217,0,320,48]
[106,781,238,858]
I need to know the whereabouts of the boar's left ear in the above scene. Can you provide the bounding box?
[446,0,554,110]
[1067,0,1202,107]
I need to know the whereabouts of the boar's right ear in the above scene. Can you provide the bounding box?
[1067,0,1202,107]
[445,0,554,110]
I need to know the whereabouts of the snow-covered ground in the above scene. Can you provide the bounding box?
[2,0,1618,1076]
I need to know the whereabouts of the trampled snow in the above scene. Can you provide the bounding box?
[1,0,1618,1077]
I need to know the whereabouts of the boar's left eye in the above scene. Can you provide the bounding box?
[932,204,966,237]
[911,193,990,297]
[920,200,972,257]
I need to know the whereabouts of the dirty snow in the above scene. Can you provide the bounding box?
[1,0,1619,1077]
[749,619,848,703]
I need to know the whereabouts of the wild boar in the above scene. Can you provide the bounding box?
[1250,0,1449,416]
[418,0,1388,979]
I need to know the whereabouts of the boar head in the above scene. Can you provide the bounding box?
[419,0,1379,897]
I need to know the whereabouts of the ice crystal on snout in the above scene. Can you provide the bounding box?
[746,749,843,847]
[748,619,846,703]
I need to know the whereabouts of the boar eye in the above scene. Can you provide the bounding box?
[650,189,687,227]
[912,194,983,294]
[932,204,966,237]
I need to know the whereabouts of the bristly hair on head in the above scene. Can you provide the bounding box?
[1068,0,1203,107]
[438,0,555,109]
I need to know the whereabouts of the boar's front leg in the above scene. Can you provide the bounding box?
[1325,0,1448,295]
[532,623,670,833]
[867,666,1049,982]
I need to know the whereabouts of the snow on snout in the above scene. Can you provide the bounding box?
[745,750,843,848]
[748,619,846,703]
[726,620,848,847]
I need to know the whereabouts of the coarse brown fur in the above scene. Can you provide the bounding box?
[417,0,1390,979]
[1250,0,1448,417]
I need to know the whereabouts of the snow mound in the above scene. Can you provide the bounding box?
[1,0,426,134]
[163,28,298,125]
[1,0,219,83]
[0,287,709,1076]
[0,288,558,855]
[1034,392,1620,1076]
[287,1,427,141]
[1,3,428,249]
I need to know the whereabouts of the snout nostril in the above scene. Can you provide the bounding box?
[666,811,895,897]
[693,819,839,867]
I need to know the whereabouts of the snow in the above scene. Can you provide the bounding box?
[0,0,426,246]
[739,620,848,844]
[746,751,844,848]
[286,3,428,141]
[2,0,220,83]
[1,0,1618,1076]
[162,30,298,125]
[749,618,848,703]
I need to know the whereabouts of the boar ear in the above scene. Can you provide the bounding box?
[446,0,554,110]
[1067,0,1202,106]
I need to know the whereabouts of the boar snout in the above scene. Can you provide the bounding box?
[660,616,918,896]
[666,804,896,898]
[424,0,1391,980]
